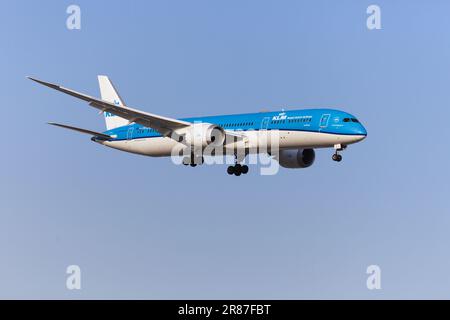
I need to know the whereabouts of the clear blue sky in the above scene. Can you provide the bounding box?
[1,0,450,299]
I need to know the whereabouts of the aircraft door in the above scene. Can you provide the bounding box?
[127,127,134,141]
[319,114,330,128]
[260,117,270,130]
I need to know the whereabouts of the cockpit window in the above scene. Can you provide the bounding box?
[343,118,350,122]
[351,118,359,123]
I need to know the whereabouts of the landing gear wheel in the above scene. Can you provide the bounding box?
[227,164,247,176]
[184,154,204,167]
[234,164,242,176]
[332,154,342,162]
[227,154,249,176]
[192,155,204,165]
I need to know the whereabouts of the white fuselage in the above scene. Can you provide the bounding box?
[100,130,366,157]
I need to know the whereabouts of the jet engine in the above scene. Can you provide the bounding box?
[276,148,315,168]
[177,123,226,148]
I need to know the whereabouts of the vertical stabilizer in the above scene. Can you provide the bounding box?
[98,75,129,130]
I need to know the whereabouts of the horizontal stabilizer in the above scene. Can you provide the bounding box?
[48,122,111,140]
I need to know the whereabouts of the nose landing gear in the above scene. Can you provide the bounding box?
[332,144,345,162]
[332,153,342,162]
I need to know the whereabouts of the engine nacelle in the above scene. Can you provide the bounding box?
[177,123,226,148]
[276,148,315,168]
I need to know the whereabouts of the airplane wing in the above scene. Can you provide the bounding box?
[28,76,245,143]
[48,122,112,140]
[28,77,191,136]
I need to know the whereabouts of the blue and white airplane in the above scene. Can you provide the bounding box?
[28,76,367,176]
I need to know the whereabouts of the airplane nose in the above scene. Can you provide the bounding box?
[359,125,367,137]
[347,124,367,143]
[355,125,367,141]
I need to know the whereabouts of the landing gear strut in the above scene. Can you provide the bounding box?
[182,154,204,167]
[332,144,344,162]
[227,155,249,176]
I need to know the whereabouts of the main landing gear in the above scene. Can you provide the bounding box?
[182,153,249,176]
[227,155,249,176]
[182,154,204,167]
[332,144,345,162]
[227,163,249,176]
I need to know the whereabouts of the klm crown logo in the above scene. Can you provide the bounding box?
[272,112,287,121]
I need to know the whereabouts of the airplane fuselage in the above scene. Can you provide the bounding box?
[100,108,367,157]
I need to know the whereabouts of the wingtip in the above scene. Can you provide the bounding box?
[27,77,60,89]
[27,76,40,83]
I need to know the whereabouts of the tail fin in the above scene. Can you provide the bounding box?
[98,75,129,130]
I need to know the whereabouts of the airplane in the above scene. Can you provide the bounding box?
[28,76,367,176]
